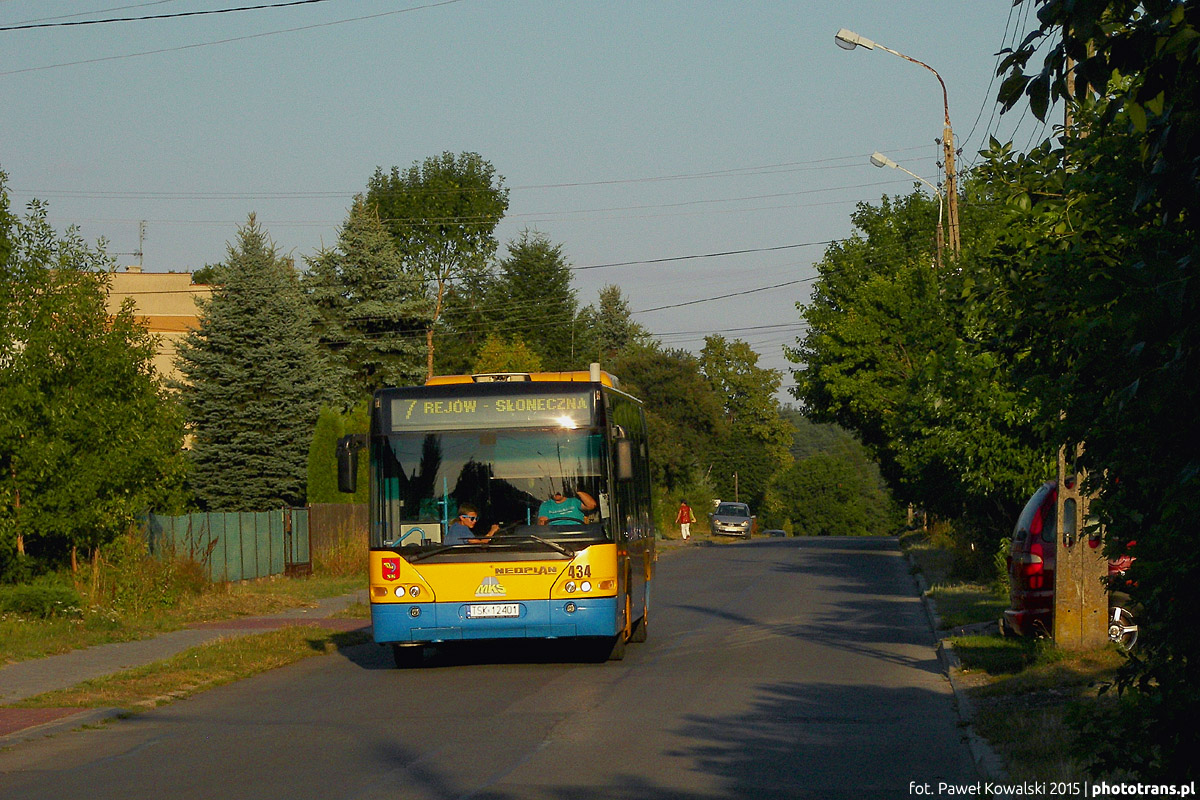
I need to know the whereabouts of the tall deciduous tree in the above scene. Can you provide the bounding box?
[175,216,327,511]
[613,344,726,491]
[700,335,794,512]
[472,333,544,374]
[304,196,428,403]
[0,175,187,578]
[367,152,509,379]
[994,2,1200,777]
[788,189,1048,536]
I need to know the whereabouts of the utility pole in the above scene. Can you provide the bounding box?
[835,29,960,256]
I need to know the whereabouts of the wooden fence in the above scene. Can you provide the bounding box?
[307,503,369,565]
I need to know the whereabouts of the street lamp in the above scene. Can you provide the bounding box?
[870,151,944,269]
[835,28,960,256]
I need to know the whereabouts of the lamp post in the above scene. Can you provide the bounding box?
[836,28,960,256]
[870,151,944,270]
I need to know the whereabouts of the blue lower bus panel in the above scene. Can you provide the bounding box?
[372,597,619,644]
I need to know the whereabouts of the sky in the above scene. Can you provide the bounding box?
[1,1,1051,401]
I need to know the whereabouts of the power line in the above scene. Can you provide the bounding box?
[0,0,465,77]
[635,278,817,315]
[0,0,338,32]
[5,1,178,27]
[14,150,934,200]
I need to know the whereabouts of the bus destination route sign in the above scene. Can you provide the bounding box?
[390,392,593,431]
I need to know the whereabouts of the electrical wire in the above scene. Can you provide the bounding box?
[0,0,339,32]
[0,0,465,77]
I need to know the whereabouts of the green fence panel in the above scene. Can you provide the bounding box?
[147,509,306,582]
[269,512,284,575]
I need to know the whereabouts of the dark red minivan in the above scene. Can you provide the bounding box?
[1002,481,1138,649]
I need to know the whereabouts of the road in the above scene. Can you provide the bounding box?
[0,537,978,799]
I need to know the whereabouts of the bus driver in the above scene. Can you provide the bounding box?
[537,488,596,526]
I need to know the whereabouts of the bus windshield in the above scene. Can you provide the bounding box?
[372,427,608,549]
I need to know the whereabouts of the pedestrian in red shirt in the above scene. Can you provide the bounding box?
[676,500,695,540]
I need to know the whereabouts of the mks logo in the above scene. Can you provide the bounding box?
[475,576,506,597]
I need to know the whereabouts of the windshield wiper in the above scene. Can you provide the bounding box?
[529,535,575,558]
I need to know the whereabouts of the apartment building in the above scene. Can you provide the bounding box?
[105,266,212,383]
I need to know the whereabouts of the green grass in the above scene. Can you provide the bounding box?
[926,582,1008,630]
[901,527,1134,782]
[0,573,365,666]
[8,626,371,710]
[961,646,1127,782]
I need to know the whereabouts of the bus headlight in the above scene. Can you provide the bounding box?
[565,581,577,593]
[394,586,405,598]
[409,585,421,598]
[581,581,592,593]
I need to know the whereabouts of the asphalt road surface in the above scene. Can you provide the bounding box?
[0,537,978,799]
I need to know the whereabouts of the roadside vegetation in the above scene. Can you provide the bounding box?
[0,532,365,667]
[9,626,371,711]
[903,528,1132,782]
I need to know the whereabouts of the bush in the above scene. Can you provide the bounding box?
[84,531,208,615]
[0,576,83,619]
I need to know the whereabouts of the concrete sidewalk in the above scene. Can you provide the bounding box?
[0,590,368,745]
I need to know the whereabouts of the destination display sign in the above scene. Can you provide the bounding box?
[389,391,594,431]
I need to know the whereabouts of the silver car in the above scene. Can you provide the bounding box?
[709,502,754,538]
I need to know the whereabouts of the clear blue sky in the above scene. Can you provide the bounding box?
[1,1,1048,399]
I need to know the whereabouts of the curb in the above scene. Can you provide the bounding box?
[905,549,1011,785]
[0,707,127,748]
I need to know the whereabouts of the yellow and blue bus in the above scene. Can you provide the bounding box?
[338,364,654,666]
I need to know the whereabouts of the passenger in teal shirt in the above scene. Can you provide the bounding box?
[537,489,596,525]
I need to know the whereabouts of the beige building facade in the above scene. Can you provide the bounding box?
[105,267,212,383]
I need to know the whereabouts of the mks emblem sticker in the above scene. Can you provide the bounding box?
[475,576,506,597]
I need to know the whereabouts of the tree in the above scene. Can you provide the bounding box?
[367,152,509,379]
[175,216,328,511]
[1,174,187,578]
[765,449,899,536]
[991,2,1200,777]
[472,333,544,374]
[304,197,428,404]
[699,335,793,511]
[492,229,581,366]
[579,284,652,363]
[787,188,1049,537]
[613,344,726,491]
[306,403,368,505]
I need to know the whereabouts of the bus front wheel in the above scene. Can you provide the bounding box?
[393,644,426,668]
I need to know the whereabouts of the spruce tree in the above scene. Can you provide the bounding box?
[176,216,326,511]
[304,197,428,402]
[493,230,580,367]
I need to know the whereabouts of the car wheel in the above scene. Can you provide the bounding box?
[1108,599,1138,650]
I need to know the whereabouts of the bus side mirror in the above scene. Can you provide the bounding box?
[615,440,634,482]
[337,435,367,494]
